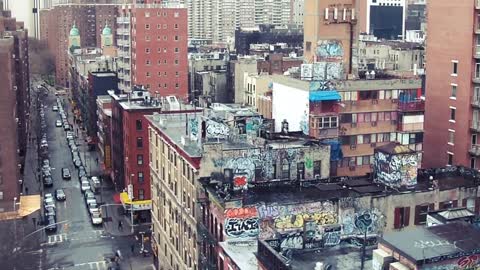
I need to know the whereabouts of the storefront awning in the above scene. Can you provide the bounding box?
[0,195,41,221]
[309,90,341,102]
[120,192,152,211]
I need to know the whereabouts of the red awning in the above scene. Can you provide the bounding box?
[113,193,122,204]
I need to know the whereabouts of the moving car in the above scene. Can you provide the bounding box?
[52,105,58,111]
[62,168,71,180]
[55,189,66,201]
[55,120,62,127]
[90,210,102,225]
[81,181,91,193]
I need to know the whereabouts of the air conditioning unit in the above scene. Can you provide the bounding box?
[350,144,357,150]
[371,121,377,127]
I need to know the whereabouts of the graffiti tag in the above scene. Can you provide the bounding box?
[225,218,259,238]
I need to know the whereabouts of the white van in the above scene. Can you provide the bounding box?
[90,176,101,193]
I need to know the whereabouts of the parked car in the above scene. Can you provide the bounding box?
[43,176,53,187]
[52,105,58,111]
[44,193,53,201]
[81,181,91,193]
[44,197,55,209]
[64,124,71,131]
[55,189,66,201]
[78,169,87,178]
[90,176,101,193]
[44,207,56,218]
[55,120,62,127]
[45,216,57,232]
[85,191,96,206]
[88,202,99,215]
[90,210,102,225]
[62,168,71,180]
[74,159,82,168]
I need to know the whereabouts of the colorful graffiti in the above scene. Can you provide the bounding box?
[206,120,230,139]
[233,174,248,191]
[316,40,344,60]
[246,117,262,134]
[301,63,313,80]
[224,207,259,239]
[374,151,419,188]
[299,109,309,135]
[189,118,198,140]
[280,232,304,249]
[341,208,385,236]
[309,80,336,92]
[275,212,337,229]
[423,255,480,270]
[311,62,344,81]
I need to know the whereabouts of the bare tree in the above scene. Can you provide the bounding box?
[29,38,55,78]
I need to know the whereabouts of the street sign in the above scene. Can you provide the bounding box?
[127,184,133,200]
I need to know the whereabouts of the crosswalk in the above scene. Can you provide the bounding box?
[46,260,108,270]
[43,230,107,246]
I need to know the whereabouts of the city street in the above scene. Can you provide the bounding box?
[19,83,154,270]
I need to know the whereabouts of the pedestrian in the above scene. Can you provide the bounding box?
[131,244,135,254]
[96,157,99,164]
[118,220,123,230]
[25,187,29,195]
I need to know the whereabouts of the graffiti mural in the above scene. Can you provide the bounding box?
[299,109,309,135]
[206,120,230,139]
[309,80,336,92]
[316,40,344,60]
[423,255,480,270]
[341,208,385,236]
[280,232,304,249]
[323,225,342,246]
[233,173,248,191]
[189,118,198,140]
[374,151,419,188]
[301,64,313,80]
[246,117,262,134]
[224,207,260,239]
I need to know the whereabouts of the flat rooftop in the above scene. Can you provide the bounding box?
[219,242,257,270]
[380,222,480,264]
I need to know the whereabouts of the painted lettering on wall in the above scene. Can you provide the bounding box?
[374,151,419,188]
[316,40,344,60]
[341,208,385,236]
[206,120,230,139]
[224,207,259,239]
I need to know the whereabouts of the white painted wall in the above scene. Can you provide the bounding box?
[8,0,35,37]
[272,82,309,132]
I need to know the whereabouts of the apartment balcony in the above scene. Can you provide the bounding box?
[476,0,480,9]
[340,99,397,114]
[475,46,480,59]
[116,17,130,24]
[472,96,480,108]
[116,28,130,36]
[471,121,480,132]
[398,100,425,112]
[340,120,397,136]
[397,122,424,132]
[470,144,480,156]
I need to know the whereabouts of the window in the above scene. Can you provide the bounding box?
[174,35,179,41]
[145,24,150,30]
[174,12,179,18]
[145,36,150,42]
[448,152,454,165]
[145,12,150,17]
[452,61,458,75]
[175,71,179,77]
[393,207,410,229]
[451,84,457,97]
[145,48,150,54]
[281,160,289,179]
[137,137,143,148]
[157,24,161,29]
[448,130,455,145]
[163,36,167,40]
[414,204,434,225]
[463,198,476,213]
[175,83,179,89]
[138,172,144,183]
[174,59,179,65]
[318,116,338,128]
[163,24,167,29]
[440,200,457,209]
[313,161,321,177]
[146,60,151,65]
[136,120,142,130]
[174,47,179,53]
[174,23,178,29]
[137,155,144,165]
[450,107,456,121]
[164,83,167,88]
[138,189,145,200]
[146,72,151,78]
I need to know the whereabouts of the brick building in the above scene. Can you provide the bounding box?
[0,9,30,208]
[423,1,480,169]
[96,95,112,177]
[39,2,118,86]
[116,0,188,99]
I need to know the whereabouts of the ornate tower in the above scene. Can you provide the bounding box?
[68,21,81,50]
[101,21,113,48]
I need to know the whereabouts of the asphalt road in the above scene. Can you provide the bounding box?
[31,90,129,270]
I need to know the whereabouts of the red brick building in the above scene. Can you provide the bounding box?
[117,1,188,99]
[0,9,30,208]
[423,1,477,168]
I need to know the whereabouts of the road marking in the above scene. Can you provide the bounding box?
[43,233,67,245]
[42,230,106,246]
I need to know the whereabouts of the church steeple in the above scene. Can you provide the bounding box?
[101,20,113,48]
[68,21,81,50]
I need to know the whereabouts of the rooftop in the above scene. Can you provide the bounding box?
[219,242,257,270]
[380,222,480,264]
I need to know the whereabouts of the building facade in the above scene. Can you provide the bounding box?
[423,0,479,169]
[96,95,112,178]
[0,9,30,209]
[116,1,188,99]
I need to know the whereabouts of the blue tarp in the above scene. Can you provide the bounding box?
[323,139,343,161]
[309,91,341,102]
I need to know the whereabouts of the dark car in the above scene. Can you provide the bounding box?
[62,168,71,180]
[43,176,53,187]
[45,216,57,232]
[55,189,66,201]
[44,207,56,218]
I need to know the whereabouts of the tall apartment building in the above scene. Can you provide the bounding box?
[254,0,291,27]
[39,2,118,86]
[0,9,30,209]
[423,1,479,169]
[116,1,188,99]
